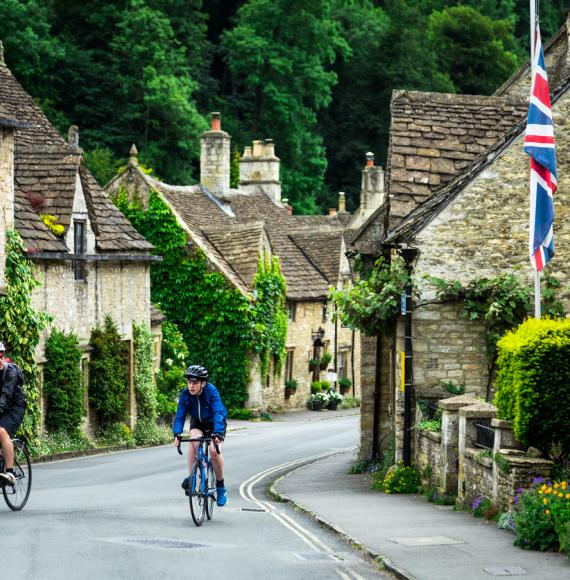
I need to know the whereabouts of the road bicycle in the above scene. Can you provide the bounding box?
[0,438,32,511]
[177,435,220,526]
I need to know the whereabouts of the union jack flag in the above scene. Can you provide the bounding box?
[524,22,557,272]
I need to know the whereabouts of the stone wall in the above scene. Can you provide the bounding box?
[462,448,494,508]
[0,126,15,291]
[415,430,442,489]
[412,92,570,311]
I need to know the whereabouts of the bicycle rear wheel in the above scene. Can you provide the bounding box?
[205,463,215,520]
[189,461,206,526]
[3,439,32,511]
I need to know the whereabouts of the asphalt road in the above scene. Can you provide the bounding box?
[2,413,388,580]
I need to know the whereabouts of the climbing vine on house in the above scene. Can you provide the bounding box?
[0,230,50,444]
[89,315,129,426]
[44,329,84,434]
[253,256,288,378]
[330,254,411,336]
[133,321,158,421]
[113,188,287,409]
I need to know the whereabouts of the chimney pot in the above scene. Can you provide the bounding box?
[211,112,221,131]
[252,140,264,157]
[329,208,337,217]
[68,125,79,148]
[338,191,347,213]
[366,152,374,167]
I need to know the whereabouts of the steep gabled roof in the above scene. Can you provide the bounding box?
[203,222,267,290]
[386,75,570,245]
[289,231,344,286]
[387,91,527,223]
[115,166,331,300]
[0,60,152,254]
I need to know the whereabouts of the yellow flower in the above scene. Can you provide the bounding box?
[541,484,547,491]
[562,482,568,490]
[545,509,550,515]
[554,483,559,489]
[543,498,548,505]
[565,493,570,499]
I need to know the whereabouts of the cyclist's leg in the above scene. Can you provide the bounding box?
[0,426,15,469]
[188,427,203,472]
[209,439,224,481]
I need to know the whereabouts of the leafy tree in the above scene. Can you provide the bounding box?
[220,0,348,213]
[429,6,519,94]
[83,146,123,186]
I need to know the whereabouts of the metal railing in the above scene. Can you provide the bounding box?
[474,420,495,450]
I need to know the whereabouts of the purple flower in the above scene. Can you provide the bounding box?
[471,497,482,511]
[531,477,545,486]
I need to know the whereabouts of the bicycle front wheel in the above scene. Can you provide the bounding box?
[3,439,32,511]
[189,461,206,526]
[205,462,215,520]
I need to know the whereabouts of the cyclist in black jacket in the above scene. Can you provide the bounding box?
[0,341,26,486]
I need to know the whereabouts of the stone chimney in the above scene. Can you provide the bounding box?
[0,117,17,293]
[360,152,385,212]
[200,112,231,196]
[338,191,347,213]
[239,138,281,203]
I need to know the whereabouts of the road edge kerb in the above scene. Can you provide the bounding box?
[269,456,417,580]
[32,425,248,464]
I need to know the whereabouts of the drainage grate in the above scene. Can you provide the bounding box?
[296,553,339,561]
[124,538,204,549]
[484,566,527,577]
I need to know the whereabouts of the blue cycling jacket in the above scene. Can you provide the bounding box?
[172,382,228,435]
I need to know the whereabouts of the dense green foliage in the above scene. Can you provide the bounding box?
[330,255,410,336]
[156,320,189,416]
[89,315,129,426]
[133,321,158,421]
[2,1,566,212]
[113,189,287,409]
[0,231,50,443]
[494,318,570,454]
[44,329,84,434]
[252,256,288,378]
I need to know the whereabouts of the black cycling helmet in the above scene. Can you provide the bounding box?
[185,364,208,381]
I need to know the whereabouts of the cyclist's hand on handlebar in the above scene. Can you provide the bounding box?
[174,434,182,447]
[212,433,224,444]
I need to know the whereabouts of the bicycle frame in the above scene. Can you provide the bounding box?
[177,435,219,525]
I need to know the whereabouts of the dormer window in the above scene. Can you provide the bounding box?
[74,220,86,280]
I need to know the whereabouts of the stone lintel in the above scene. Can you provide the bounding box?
[458,402,496,418]
[438,394,479,411]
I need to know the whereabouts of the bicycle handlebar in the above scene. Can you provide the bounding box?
[175,435,220,455]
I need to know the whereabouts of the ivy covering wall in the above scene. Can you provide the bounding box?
[133,321,158,421]
[0,230,50,443]
[113,189,287,409]
[89,315,129,426]
[44,329,84,434]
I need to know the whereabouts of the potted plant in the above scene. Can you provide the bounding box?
[284,379,298,398]
[327,390,343,411]
[319,351,332,370]
[310,381,322,394]
[308,358,320,372]
[307,392,327,411]
[338,377,352,395]
[320,380,331,392]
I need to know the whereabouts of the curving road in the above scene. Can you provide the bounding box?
[2,413,388,579]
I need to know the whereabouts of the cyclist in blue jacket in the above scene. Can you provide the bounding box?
[173,365,228,506]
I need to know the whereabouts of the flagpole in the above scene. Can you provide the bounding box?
[530,0,541,318]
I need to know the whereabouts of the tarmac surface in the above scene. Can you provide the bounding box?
[269,409,569,580]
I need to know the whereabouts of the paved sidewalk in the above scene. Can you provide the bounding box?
[272,450,569,580]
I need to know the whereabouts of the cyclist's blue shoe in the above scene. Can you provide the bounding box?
[216,486,228,506]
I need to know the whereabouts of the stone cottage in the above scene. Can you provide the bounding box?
[0,49,158,430]
[351,15,570,461]
[107,114,362,410]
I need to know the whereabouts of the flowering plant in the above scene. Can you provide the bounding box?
[307,392,327,409]
[513,478,570,552]
[383,463,420,494]
[327,390,343,403]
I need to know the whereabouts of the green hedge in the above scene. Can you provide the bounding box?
[44,329,84,433]
[89,315,129,426]
[494,318,570,453]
